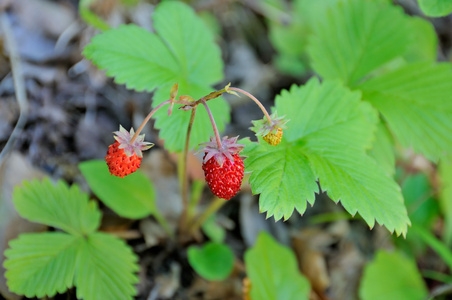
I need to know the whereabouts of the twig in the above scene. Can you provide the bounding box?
[0,12,29,165]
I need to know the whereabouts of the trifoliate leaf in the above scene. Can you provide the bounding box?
[187,242,234,281]
[368,122,395,176]
[308,0,412,85]
[79,160,158,219]
[440,156,452,245]
[358,62,452,162]
[244,79,410,236]
[13,178,100,236]
[244,232,310,300]
[242,139,318,221]
[83,1,228,152]
[359,250,428,300]
[4,233,80,298]
[75,232,139,300]
[418,0,452,17]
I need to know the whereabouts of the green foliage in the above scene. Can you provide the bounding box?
[358,63,452,161]
[244,232,310,300]
[368,122,395,176]
[359,250,428,300]
[308,0,412,85]
[5,233,80,298]
[202,215,226,243]
[440,157,452,245]
[411,225,452,271]
[74,233,139,300]
[4,179,139,300]
[402,174,438,228]
[79,0,110,31]
[83,1,228,152]
[418,0,452,17]
[187,242,234,281]
[79,160,158,219]
[404,17,438,62]
[395,173,439,256]
[243,79,410,236]
[13,179,100,236]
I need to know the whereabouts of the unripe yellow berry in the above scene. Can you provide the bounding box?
[263,128,283,146]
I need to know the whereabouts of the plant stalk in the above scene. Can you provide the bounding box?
[178,106,197,233]
[201,99,222,149]
[189,197,227,234]
[228,87,272,124]
[130,99,172,143]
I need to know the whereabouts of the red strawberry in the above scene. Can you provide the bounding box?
[105,141,142,177]
[105,126,153,177]
[199,136,245,200]
[203,153,244,200]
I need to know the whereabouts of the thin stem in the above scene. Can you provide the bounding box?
[154,212,174,238]
[228,87,272,124]
[178,106,197,233]
[130,99,172,143]
[201,99,222,149]
[189,197,227,234]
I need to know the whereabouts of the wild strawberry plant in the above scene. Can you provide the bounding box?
[4,0,452,299]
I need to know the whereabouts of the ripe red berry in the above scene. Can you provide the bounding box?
[105,141,142,177]
[203,153,244,200]
[105,125,153,178]
[199,136,245,200]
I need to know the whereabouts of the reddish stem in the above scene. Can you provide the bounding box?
[228,87,272,124]
[201,99,222,149]
[130,99,172,143]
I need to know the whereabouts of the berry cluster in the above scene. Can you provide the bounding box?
[105,84,288,200]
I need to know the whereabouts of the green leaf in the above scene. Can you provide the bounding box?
[358,62,452,161]
[368,122,395,176]
[75,232,139,300]
[411,225,452,271]
[359,250,428,300]
[402,174,438,228]
[202,215,226,243]
[265,0,339,76]
[83,1,227,152]
[245,79,409,235]
[79,160,158,219]
[404,17,438,63]
[187,242,234,281]
[418,0,452,17]
[244,232,310,300]
[13,178,100,236]
[440,156,452,245]
[242,139,318,221]
[308,0,412,85]
[152,83,229,152]
[4,233,80,298]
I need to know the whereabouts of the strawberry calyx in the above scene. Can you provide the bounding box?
[198,136,244,167]
[114,125,154,157]
[250,111,289,140]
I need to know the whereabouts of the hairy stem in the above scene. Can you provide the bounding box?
[130,99,172,143]
[189,197,227,234]
[228,87,272,124]
[201,99,222,149]
[178,106,197,233]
